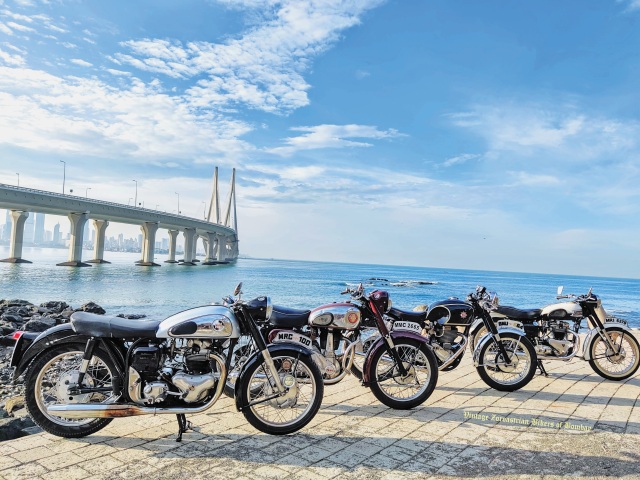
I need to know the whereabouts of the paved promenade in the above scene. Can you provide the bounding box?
[1,351,639,479]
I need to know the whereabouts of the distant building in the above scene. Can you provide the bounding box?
[53,223,61,245]
[34,213,45,244]
[23,214,35,244]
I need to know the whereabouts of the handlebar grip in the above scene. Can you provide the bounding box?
[340,289,350,295]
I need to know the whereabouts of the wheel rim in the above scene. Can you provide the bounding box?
[35,350,116,426]
[374,344,433,401]
[247,355,317,428]
[481,338,532,386]
[592,332,640,378]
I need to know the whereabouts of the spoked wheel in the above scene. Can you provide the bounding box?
[25,343,118,438]
[476,332,536,391]
[588,327,640,381]
[238,350,323,435]
[368,339,438,409]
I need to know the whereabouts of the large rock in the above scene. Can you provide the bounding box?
[116,313,147,319]
[23,317,55,332]
[3,307,31,318]
[0,321,18,335]
[77,302,106,315]
[39,301,69,314]
[0,416,36,441]
[0,313,24,324]
[1,300,32,308]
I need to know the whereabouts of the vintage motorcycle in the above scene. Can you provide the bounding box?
[11,283,324,439]
[469,287,640,380]
[246,284,439,409]
[354,286,538,391]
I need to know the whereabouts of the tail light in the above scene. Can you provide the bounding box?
[11,331,24,341]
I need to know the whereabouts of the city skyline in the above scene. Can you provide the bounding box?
[1,1,640,278]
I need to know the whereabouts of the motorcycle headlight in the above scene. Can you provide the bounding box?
[265,296,272,321]
[386,298,393,313]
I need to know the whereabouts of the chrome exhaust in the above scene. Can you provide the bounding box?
[47,355,227,419]
[438,335,468,370]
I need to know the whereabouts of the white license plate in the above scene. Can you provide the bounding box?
[606,317,628,326]
[393,321,422,333]
[272,331,313,348]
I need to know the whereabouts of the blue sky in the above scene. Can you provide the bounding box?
[1,0,639,278]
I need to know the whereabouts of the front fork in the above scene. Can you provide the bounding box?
[383,335,409,376]
[483,318,515,365]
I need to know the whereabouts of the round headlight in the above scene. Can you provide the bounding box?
[265,296,272,321]
[386,298,393,312]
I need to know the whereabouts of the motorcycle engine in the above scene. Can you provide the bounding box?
[128,339,219,405]
[537,321,575,357]
[432,327,461,363]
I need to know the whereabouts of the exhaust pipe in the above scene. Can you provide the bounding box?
[48,355,227,419]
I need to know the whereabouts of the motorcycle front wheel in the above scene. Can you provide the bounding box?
[368,339,438,410]
[588,327,640,381]
[476,332,536,391]
[24,343,118,438]
[237,351,323,435]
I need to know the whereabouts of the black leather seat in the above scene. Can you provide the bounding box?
[495,306,542,321]
[71,312,161,338]
[270,306,310,328]
[388,307,427,324]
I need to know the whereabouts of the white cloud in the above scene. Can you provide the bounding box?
[6,20,34,32]
[113,0,385,113]
[621,0,640,11]
[509,171,562,187]
[0,22,11,35]
[0,46,24,66]
[70,58,92,67]
[267,124,403,156]
[443,153,480,167]
[0,66,254,162]
[449,103,640,159]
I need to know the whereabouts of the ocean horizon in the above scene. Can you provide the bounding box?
[1,246,638,328]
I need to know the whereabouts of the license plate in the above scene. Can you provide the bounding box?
[272,331,313,348]
[606,317,628,326]
[393,321,422,333]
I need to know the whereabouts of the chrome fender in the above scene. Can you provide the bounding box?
[582,322,634,361]
[469,318,485,337]
[472,326,527,367]
[361,330,429,386]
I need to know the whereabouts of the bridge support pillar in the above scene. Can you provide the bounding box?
[0,210,32,264]
[87,220,110,264]
[57,212,91,267]
[181,228,197,266]
[201,232,218,265]
[138,222,160,266]
[216,234,228,263]
[165,229,179,263]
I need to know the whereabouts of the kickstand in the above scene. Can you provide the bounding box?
[175,414,192,442]
[537,360,549,377]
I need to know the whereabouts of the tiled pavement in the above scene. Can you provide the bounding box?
[1,344,639,480]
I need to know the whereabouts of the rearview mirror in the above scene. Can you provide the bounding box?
[234,282,243,296]
[557,286,564,296]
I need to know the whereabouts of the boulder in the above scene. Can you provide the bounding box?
[0,321,18,335]
[2,300,33,308]
[0,416,36,441]
[39,301,69,314]
[116,313,147,319]
[23,318,55,332]
[4,395,24,414]
[3,307,31,318]
[77,302,106,315]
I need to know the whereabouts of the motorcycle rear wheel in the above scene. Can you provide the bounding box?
[588,327,640,381]
[238,351,323,435]
[476,332,536,392]
[368,339,438,409]
[24,343,118,438]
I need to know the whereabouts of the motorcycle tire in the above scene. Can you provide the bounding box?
[237,350,324,435]
[475,332,536,392]
[25,343,117,438]
[588,327,640,381]
[368,338,438,410]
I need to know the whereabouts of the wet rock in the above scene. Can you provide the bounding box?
[23,317,55,332]
[40,301,69,313]
[1,313,24,324]
[1,300,32,308]
[116,313,147,319]
[61,308,75,319]
[77,302,106,315]
[0,321,18,335]
[3,307,31,318]
[0,415,35,441]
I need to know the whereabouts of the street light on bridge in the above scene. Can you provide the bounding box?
[175,192,180,214]
[16,173,19,187]
[60,160,66,194]
[133,180,138,207]
[85,187,92,198]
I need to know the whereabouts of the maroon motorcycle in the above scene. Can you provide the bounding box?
[264,284,438,409]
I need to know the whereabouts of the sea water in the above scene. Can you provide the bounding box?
[0,246,638,327]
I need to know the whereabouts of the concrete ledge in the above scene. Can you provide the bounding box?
[86,259,111,264]
[0,258,32,263]
[137,262,161,267]
[179,262,197,266]
[56,261,91,267]
[164,260,179,263]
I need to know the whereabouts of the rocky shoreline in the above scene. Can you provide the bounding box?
[0,299,145,441]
